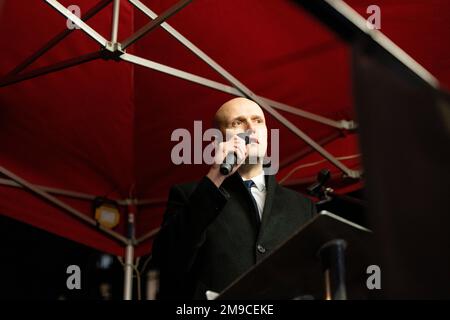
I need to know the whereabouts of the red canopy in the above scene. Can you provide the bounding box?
[1,0,449,256]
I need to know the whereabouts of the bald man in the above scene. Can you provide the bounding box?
[152,98,316,299]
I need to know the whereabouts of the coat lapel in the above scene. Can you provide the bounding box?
[260,174,277,229]
[223,173,259,227]
[221,173,278,232]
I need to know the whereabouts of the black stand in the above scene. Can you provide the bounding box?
[318,239,347,300]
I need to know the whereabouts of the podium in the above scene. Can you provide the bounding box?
[217,211,373,300]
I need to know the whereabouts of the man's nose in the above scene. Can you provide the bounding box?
[246,122,256,133]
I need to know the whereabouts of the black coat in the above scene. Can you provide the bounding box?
[151,173,316,299]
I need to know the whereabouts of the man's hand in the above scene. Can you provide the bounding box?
[206,134,248,188]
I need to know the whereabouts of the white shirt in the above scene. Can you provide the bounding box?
[242,172,267,220]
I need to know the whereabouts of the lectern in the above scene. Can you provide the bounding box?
[217,211,373,300]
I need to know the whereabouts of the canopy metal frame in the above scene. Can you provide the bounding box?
[0,0,440,299]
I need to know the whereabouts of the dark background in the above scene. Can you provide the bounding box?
[0,214,125,300]
[0,188,366,300]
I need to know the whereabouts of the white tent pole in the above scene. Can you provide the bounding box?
[45,0,108,46]
[0,51,103,87]
[135,227,160,245]
[0,166,128,244]
[9,0,359,178]
[0,177,167,206]
[321,0,439,88]
[127,0,360,178]
[0,177,97,201]
[111,0,121,43]
[121,0,192,50]
[4,0,112,78]
[7,0,355,130]
[120,53,354,130]
[123,201,136,300]
[123,242,134,300]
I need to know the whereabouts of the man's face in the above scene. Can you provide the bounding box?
[217,98,268,161]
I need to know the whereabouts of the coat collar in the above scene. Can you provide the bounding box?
[241,171,266,192]
[261,174,277,226]
[223,172,278,228]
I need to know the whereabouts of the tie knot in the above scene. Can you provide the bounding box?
[243,180,255,189]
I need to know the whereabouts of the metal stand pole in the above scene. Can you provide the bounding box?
[318,239,348,300]
[123,242,134,300]
[111,0,120,43]
[123,203,136,300]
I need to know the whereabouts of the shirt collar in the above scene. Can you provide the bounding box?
[242,171,266,192]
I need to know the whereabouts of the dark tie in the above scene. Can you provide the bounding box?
[243,180,260,225]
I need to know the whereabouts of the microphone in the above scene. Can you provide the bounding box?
[306,169,331,200]
[219,132,250,175]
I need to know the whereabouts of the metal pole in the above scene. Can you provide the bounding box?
[128,0,356,130]
[296,0,439,89]
[111,0,120,43]
[120,53,352,129]
[123,202,136,300]
[0,177,97,201]
[135,227,160,245]
[0,51,103,87]
[318,239,348,300]
[0,166,128,244]
[45,0,108,46]
[0,177,159,206]
[4,0,112,78]
[135,197,167,206]
[121,0,192,49]
[123,242,134,300]
[126,0,360,178]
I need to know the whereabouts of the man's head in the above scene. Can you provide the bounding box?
[213,97,268,160]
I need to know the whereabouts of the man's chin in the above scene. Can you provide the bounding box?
[245,154,263,165]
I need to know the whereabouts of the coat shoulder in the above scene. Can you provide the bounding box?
[170,180,200,198]
[274,184,317,216]
[276,184,313,204]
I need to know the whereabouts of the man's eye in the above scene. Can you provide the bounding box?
[232,120,242,127]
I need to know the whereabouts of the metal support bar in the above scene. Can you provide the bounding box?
[0,166,128,244]
[2,0,355,129]
[0,51,103,87]
[4,0,112,79]
[136,198,167,206]
[0,177,97,201]
[135,197,167,206]
[127,0,360,178]
[45,0,108,47]
[135,227,160,245]
[123,243,135,300]
[263,97,357,130]
[296,0,439,89]
[121,53,352,129]
[0,177,162,206]
[111,0,121,43]
[123,203,136,300]
[121,0,192,49]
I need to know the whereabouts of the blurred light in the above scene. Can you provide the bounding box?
[97,254,113,270]
[93,198,120,229]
